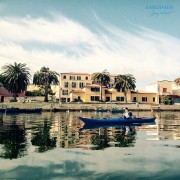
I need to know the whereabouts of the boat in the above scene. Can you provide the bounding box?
[111,108,124,113]
[5,107,42,114]
[95,108,108,112]
[79,117,156,125]
[0,109,5,113]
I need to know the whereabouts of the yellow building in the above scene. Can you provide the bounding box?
[27,84,40,91]
[70,84,104,102]
[60,72,92,102]
[131,90,157,104]
[70,84,158,104]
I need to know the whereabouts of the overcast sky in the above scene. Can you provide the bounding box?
[0,0,180,89]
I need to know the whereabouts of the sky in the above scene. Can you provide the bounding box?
[0,0,180,89]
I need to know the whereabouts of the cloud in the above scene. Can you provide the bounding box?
[0,16,99,46]
[0,14,179,88]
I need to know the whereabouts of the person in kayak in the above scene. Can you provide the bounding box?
[123,107,133,135]
[123,107,132,119]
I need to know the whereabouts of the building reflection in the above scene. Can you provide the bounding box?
[49,112,137,150]
[0,111,179,159]
[157,112,180,140]
[0,114,27,159]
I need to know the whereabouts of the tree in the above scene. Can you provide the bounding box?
[1,62,31,101]
[162,96,174,105]
[92,70,110,101]
[0,74,5,87]
[114,74,136,102]
[33,67,59,102]
[174,77,180,86]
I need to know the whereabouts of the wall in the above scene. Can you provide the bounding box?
[145,83,158,93]
[131,92,157,104]
[157,81,173,95]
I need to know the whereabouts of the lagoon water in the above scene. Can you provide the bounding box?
[0,111,180,180]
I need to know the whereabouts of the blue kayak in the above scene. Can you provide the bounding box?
[79,117,156,124]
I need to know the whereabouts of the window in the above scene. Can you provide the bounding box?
[61,98,66,102]
[153,97,155,102]
[63,75,66,79]
[72,82,76,88]
[91,96,100,101]
[62,90,68,95]
[77,76,81,80]
[79,82,84,88]
[70,76,75,80]
[142,97,147,102]
[163,88,167,92]
[64,82,68,88]
[86,76,88,80]
[133,97,137,102]
[91,87,100,92]
[67,98,70,102]
[116,96,124,101]
[106,97,110,101]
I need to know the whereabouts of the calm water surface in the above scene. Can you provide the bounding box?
[0,111,180,180]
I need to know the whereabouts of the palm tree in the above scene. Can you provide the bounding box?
[92,70,110,101]
[174,77,180,86]
[114,74,136,102]
[33,67,59,102]
[0,74,5,87]
[1,62,31,101]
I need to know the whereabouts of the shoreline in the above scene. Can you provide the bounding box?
[1,102,180,112]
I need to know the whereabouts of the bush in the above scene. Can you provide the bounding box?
[162,96,174,105]
[25,90,44,96]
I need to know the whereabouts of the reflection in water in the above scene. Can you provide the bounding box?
[156,111,180,140]
[0,111,179,159]
[91,129,110,150]
[0,111,180,179]
[0,115,27,159]
[90,127,136,150]
[31,116,57,153]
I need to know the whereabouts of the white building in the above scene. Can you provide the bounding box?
[146,80,180,104]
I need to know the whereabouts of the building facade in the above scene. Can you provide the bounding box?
[70,85,157,104]
[60,72,92,102]
[0,87,25,102]
[146,80,180,103]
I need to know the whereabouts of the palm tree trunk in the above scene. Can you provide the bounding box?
[44,85,48,102]
[124,91,127,103]
[13,93,17,102]
[100,84,102,101]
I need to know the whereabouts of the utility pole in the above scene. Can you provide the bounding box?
[157,83,160,105]
[59,73,62,106]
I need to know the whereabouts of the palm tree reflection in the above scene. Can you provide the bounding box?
[0,116,27,159]
[31,117,57,152]
[91,129,110,150]
[114,127,136,147]
[90,126,136,150]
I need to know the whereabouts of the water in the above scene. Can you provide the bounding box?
[0,111,180,179]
